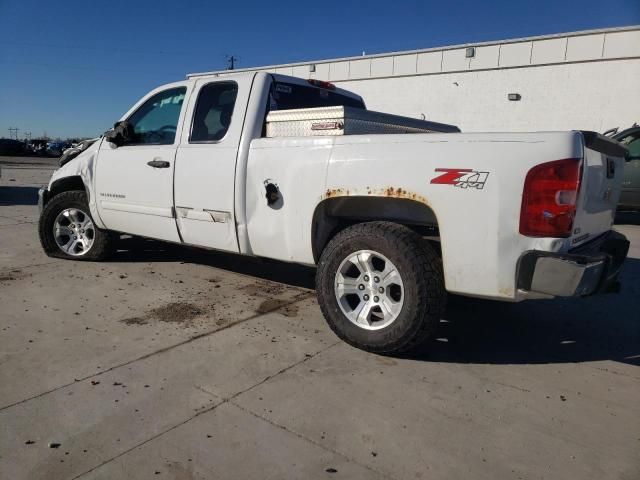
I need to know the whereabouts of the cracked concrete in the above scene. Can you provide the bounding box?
[1,157,639,479]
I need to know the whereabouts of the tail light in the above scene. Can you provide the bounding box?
[307,79,336,90]
[519,158,582,237]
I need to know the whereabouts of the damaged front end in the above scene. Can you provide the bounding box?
[59,137,99,168]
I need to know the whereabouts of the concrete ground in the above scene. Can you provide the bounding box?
[0,156,639,480]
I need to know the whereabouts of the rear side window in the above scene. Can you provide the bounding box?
[126,87,186,145]
[190,82,238,142]
[268,82,365,111]
[628,138,640,158]
[618,132,640,159]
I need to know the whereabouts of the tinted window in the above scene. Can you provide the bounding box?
[619,133,640,158]
[626,138,640,158]
[268,82,365,111]
[190,82,238,142]
[126,87,186,145]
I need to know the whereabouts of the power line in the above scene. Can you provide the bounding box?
[2,40,184,57]
[8,127,19,140]
[225,55,239,70]
[0,59,186,77]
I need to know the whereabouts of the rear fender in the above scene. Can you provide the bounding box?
[311,196,439,262]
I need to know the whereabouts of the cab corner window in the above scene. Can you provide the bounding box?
[190,82,238,143]
[126,87,186,145]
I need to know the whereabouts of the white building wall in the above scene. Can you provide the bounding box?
[338,60,639,132]
[192,27,640,133]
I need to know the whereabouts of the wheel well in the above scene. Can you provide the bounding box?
[49,176,86,199]
[311,197,440,262]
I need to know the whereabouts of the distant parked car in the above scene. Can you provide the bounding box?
[45,141,70,157]
[612,126,640,210]
[0,138,26,156]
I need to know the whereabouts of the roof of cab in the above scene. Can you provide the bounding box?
[186,70,363,103]
[186,70,257,80]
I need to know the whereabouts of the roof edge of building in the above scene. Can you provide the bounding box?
[188,24,640,78]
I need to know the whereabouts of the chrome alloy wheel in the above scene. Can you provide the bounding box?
[334,250,404,330]
[53,208,95,256]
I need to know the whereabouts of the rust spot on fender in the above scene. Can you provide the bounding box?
[380,186,428,204]
[325,188,347,198]
[498,287,514,297]
[322,187,429,205]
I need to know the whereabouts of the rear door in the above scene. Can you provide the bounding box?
[571,132,627,246]
[173,76,252,251]
[95,84,188,242]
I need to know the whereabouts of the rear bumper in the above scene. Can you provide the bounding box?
[38,187,49,214]
[517,231,629,297]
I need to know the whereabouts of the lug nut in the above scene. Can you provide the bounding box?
[358,284,365,290]
[363,294,370,301]
[374,296,379,302]
[374,276,379,283]
[378,287,384,293]
[363,275,369,281]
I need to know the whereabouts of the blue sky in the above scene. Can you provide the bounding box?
[1,0,638,139]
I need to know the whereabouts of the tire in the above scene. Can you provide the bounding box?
[316,221,446,354]
[39,190,114,261]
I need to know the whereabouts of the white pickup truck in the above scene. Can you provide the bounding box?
[38,71,629,354]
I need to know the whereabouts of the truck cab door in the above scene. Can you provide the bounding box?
[173,76,252,252]
[95,85,188,242]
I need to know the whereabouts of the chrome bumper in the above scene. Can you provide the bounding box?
[517,231,629,297]
[38,187,48,214]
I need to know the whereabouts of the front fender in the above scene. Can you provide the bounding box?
[46,139,105,229]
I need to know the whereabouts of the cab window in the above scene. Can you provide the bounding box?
[268,82,365,111]
[126,87,186,145]
[190,82,238,142]
[619,133,640,160]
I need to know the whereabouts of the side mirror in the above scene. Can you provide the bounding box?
[104,121,134,147]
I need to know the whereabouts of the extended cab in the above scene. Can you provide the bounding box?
[38,72,630,353]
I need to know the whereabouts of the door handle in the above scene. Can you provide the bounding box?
[147,160,170,168]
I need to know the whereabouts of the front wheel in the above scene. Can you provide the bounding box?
[39,190,114,261]
[316,222,446,354]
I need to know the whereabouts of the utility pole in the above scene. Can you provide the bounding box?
[226,55,238,70]
[8,127,19,140]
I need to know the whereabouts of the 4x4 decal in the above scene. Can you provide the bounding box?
[430,168,489,190]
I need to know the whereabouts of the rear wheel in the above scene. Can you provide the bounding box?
[39,190,114,261]
[316,222,446,354]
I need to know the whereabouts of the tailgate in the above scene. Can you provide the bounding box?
[570,131,628,248]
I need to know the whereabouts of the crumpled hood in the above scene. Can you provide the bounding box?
[59,137,100,168]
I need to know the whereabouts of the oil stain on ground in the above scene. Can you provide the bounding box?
[241,281,286,298]
[120,302,205,327]
[256,299,299,317]
[0,269,26,282]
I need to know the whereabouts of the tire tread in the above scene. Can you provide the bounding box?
[38,190,113,261]
[316,221,446,354]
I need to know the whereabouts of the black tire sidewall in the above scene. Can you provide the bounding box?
[317,225,436,353]
[39,191,107,260]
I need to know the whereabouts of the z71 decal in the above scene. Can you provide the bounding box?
[430,168,490,190]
